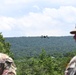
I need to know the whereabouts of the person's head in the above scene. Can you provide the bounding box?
[0,53,16,75]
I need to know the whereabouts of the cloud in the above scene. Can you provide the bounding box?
[0,5,76,37]
[0,0,76,37]
[0,0,76,10]
[44,6,76,23]
[0,16,15,31]
[33,5,40,10]
[0,0,76,12]
[0,0,76,18]
[0,0,33,4]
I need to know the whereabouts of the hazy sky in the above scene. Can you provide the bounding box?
[0,0,76,37]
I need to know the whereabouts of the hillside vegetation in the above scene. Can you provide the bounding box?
[3,35,76,75]
[5,36,76,58]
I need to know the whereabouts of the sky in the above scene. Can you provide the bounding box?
[0,0,76,37]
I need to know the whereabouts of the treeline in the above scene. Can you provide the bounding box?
[5,36,76,58]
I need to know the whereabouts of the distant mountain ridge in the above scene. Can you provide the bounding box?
[5,36,76,58]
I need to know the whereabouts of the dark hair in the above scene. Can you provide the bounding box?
[0,63,4,75]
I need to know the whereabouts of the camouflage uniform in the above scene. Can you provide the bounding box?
[65,56,76,75]
[0,53,16,75]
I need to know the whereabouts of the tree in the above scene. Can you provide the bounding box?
[0,33,13,57]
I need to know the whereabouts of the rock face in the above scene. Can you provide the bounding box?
[0,53,17,75]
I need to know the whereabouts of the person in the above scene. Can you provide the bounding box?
[73,34,76,41]
[65,56,76,75]
[0,53,17,75]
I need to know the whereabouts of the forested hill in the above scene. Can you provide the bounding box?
[5,36,76,58]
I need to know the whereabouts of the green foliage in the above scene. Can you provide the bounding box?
[0,33,13,57]
[5,36,76,58]
[15,50,73,75]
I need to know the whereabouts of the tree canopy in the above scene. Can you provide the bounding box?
[0,33,13,57]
